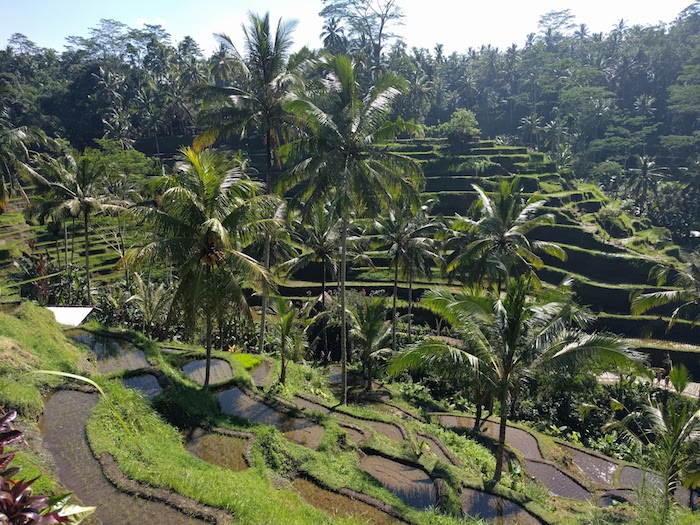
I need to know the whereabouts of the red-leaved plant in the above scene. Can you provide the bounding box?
[0,410,94,524]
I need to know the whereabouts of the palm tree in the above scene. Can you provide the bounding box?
[389,276,632,482]
[277,54,423,404]
[127,147,277,389]
[320,18,347,55]
[373,202,440,351]
[281,204,340,359]
[196,12,300,355]
[33,150,125,304]
[0,83,45,211]
[611,366,700,522]
[350,296,392,391]
[271,297,305,385]
[447,179,565,288]
[125,272,171,339]
[625,155,667,215]
[632,248,700,330]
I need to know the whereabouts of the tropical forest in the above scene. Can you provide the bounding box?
[3,1,700,524]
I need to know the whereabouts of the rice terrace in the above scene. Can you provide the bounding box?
[2,1,700,524]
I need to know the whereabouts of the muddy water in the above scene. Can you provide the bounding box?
[359,455,436,510]
[40,390,205,525]
[461,488,541,524]
[185,429,248,472]
[73,332,149,374]
[438,415,542,460]
[123,374,162,400]
[217,388,324,448]
[562,445,616,486]
[250,359,273,388]
[525,460,591,501]
[292,478,402,525]
[183,359,233,386]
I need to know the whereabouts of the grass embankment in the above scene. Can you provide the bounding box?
[0,302,94,494]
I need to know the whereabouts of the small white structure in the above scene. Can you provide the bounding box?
[46,307,94,327]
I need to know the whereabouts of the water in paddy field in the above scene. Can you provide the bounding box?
[39,390,206,525]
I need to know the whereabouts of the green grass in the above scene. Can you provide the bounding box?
[88,383,360,524]
[0,302,90,418]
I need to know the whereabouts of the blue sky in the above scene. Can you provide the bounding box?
[2,0,695,56]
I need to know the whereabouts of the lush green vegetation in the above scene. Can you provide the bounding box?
[3,3,700,524]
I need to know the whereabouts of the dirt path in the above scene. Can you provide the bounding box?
[359,455,436,510]
[40,390,207,525]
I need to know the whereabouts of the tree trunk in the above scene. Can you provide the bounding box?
[340,210,348,406]
[258,241,270,354]
[321,265,328,362]
[493,381,509,482]
[474,400,483,431]
[280,339,286,385]
[407,271,413,344]
[366,356,372,391]
[258,124,274,354]
[84,212,92,304]
[392,261,398,352]
[204,313,213,390]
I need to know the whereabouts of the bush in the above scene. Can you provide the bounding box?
[436,109,480,148]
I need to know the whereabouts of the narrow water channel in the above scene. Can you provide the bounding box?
[40,390,206,525]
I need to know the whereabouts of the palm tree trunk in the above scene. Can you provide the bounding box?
[84,212,92,304]
[392,261,398,352]
[258,243,270,354]
[340,210,348,406]
[204,313,213,390]
[366,355,372,391]
[407,270,413,344]
[493,381,509,482]
[71,217,76,265]
[280,338,286,385]
[322,265,328,361]
[258,124,274,354]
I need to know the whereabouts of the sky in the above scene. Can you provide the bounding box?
[1,0,696,56]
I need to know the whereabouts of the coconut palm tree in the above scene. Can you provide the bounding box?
[372,202,440,351]
[610,366,700,522]
[389,275,632,482]
[32,150,126,304]
[127,147,277,389]
[632,248,700,330]
[271,297,305,385]
[625,155,667,215]
[125,272,171,339]
[350,296,392,391]
[447,178,565,288]
[277,54,423,404]
[0,83,45,211]
[320,18,347,55]
[196,12,300,355]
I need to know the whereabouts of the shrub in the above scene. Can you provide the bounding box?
[436,109,480,148]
